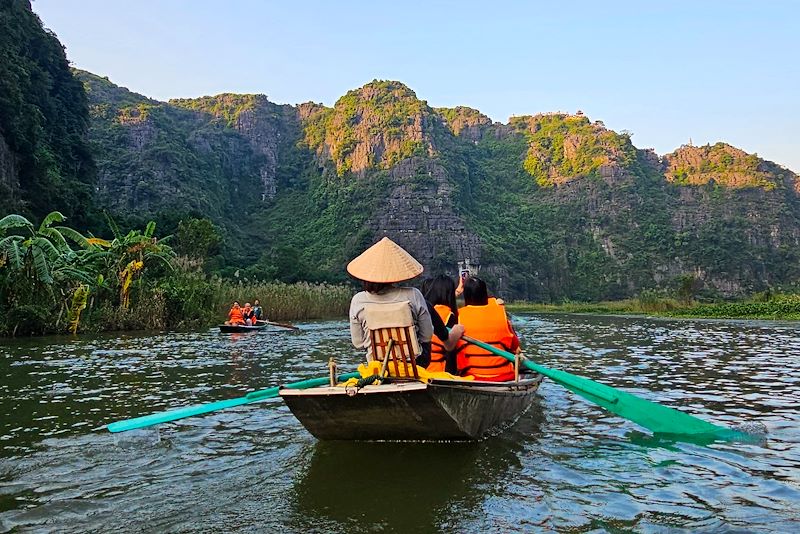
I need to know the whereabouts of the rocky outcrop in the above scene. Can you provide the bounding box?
[171,94,297,200]
[303,80,436,177]
[510,113,636,187]
[435,106,493,142]
[76,72,264,222]
[663,143,787,189]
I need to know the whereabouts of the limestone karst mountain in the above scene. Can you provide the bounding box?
[68,72,800,299]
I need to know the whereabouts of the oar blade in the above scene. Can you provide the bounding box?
[107,396,252,433]
[544,366,723,435]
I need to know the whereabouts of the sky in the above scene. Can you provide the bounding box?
[32,0,800,171]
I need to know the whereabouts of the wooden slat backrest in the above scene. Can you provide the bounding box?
[364,301,420,379]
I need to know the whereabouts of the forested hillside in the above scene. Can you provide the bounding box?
[3,0,799,301]
[0,0,95,225]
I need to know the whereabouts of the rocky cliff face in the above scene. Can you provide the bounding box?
[171,94,298,200]
[74,72,800,299]
[76,71,264,235]
[370,157,483,271]
[297,80,484,272]
[435,106,494,141]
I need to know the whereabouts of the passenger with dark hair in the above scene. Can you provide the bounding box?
[457,276,519,381]
[420,275,464,373]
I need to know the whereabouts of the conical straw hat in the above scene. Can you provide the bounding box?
[347,237,424,283]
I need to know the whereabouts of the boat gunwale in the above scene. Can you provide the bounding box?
[278,374,542,397]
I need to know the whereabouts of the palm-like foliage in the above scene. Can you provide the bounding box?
[1,212,175,335]
[0,211,98,287]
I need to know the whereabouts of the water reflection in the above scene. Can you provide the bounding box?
[286,401,545,533]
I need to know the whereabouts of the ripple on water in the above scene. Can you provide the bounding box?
[1,316,799,532]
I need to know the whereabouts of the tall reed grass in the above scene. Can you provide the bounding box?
[508,293,800,320]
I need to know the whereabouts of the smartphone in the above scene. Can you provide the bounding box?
[460,269,469,280]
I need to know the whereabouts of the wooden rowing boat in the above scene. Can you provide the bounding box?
[218,324,267,333]
[280,375,542,441]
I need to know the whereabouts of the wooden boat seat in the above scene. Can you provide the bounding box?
[363,300,421,380]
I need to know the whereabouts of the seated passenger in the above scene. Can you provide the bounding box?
[347,237,433,363]
[420,275,464,374]
[226,301,245,325]
[252,299,264,323]
[456,277,519,381]
[242,302,254,326]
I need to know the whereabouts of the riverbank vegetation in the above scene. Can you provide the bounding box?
[0,212,352,336]
[508,291,800,320]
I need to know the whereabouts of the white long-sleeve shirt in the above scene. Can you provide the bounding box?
[349,286,433,360]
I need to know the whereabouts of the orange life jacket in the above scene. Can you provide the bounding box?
[228,306,245,325]
[457,300,516,380]
[426,304,454,373]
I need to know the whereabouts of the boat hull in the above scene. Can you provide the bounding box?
[280,376,542,441]
[218,324,267,333]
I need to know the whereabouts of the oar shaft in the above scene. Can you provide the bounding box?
[257,320,299,330]
[461,335,618,403]
[107,371,360,433]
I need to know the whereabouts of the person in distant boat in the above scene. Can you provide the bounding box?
[347,237,433,362]
[242,302,255,326]
[252,299,264,324]
[456,277,519,381]
[226,301,246,326]
[420,275,464,373]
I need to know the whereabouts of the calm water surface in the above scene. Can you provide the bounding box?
[0,314,799,532]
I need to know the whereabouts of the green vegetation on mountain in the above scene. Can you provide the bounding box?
[0,0,95,225]
[303,80,431,175]
[171,93,266,127]
[510,113,636,187]
[434,106,492,138]
[664,142,791,190]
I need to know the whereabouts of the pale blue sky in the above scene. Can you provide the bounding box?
[33,0,799,171]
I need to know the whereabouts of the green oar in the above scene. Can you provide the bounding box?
[462,335,746,440]
[106,372,359,433]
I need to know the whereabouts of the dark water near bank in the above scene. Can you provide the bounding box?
[1,315,799,532]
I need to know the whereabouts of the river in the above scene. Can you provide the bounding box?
[1,314,798,532]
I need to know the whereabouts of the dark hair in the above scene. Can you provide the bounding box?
[362,281,392,294]
[420,278,433,297]
[422,275,458,319]
[463,277,489,306]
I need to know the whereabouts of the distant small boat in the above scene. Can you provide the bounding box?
[280,375,543,441]
[218,324,267,333]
